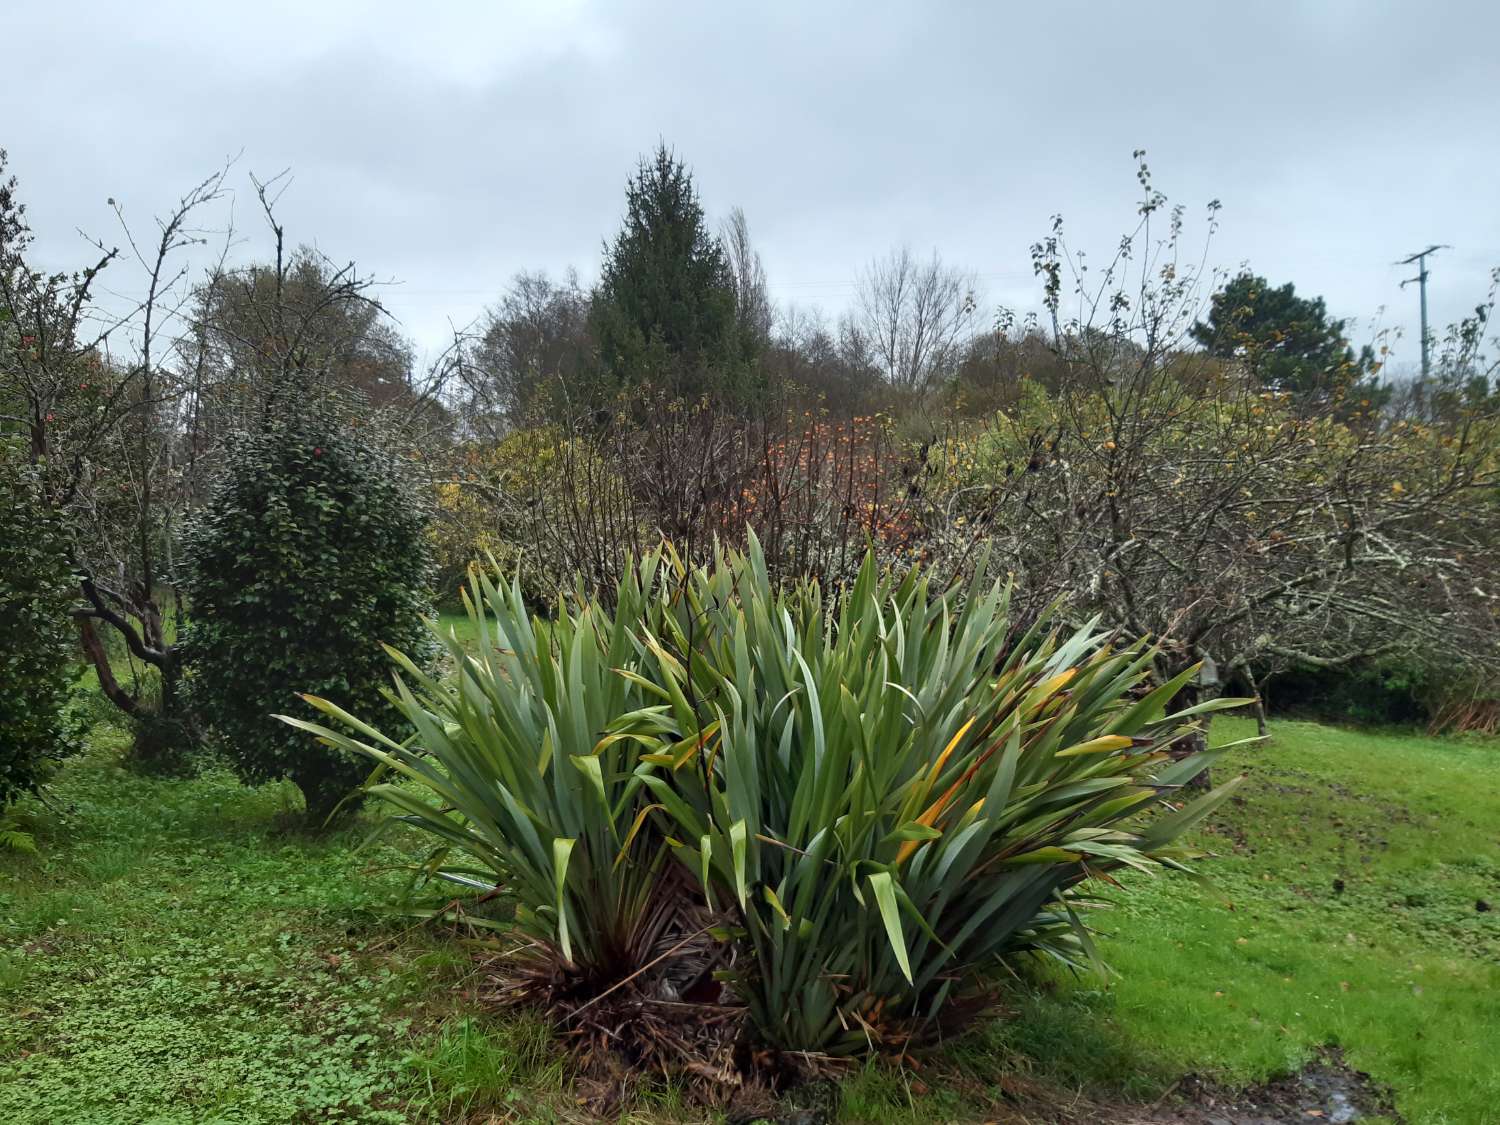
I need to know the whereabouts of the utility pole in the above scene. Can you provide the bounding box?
[1397,245,1449,380]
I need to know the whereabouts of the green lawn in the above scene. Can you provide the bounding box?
[1,713,1496,1123]
[435,611,480,654]
[980,718,1500,1123]
[0,725,475,1123]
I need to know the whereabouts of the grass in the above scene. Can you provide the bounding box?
[2,710,1497,1122]
[965,717,1500,1124]
[435,610,480,655]
[0,724,562,1124]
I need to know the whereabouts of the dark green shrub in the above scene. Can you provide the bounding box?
[182,409,433,822]
[1264,659,1431,727]
[125,697,203,778]
[0,438,77,804]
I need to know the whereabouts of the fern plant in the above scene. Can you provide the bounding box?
[0,813,37,854]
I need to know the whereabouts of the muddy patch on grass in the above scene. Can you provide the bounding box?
[1127,1049,1401,1124]
[724,1048,1401,1124]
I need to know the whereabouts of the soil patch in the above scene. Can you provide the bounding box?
[1125,1049,1401,1125]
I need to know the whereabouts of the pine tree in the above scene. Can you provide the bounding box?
[1192,272,1376,401]
[590,145,752,398]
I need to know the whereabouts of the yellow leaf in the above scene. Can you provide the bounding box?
[897,718,979,864]
[1044,668,1079,695]
[1055,734,1134,758]
[927,717,976,786]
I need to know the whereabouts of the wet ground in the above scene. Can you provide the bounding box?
[1126,1051,1401,1125]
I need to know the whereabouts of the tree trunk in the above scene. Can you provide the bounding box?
[78,616,140,717]
[1164,661,1221,790]
[295,778,361,830]
[1228,659,1270,739]
[156,650,182,719]
[1251,672,1270,739]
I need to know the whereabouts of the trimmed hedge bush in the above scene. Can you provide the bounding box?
[0,438,77,804]
[182,410,433,821]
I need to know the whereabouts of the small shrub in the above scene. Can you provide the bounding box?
[429,429,561,607]
[1425,675,1500,736]
[183,408,433,822]
[0,437,78,806]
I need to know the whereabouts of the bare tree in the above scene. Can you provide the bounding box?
[721,206,772,346]
[462,269,591,437]
[849,246,977,397]
[2,157,452,745]
[178,172,458,508]
[1,154,232,730]
[933,156,1500,748]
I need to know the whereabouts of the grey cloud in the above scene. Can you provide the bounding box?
[5,0,1496,371]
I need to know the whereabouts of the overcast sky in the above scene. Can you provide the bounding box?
[5,1,1497,374]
